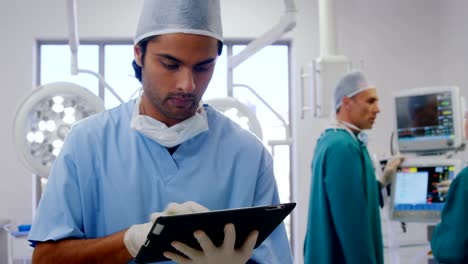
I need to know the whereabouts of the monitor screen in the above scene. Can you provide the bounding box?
[390,158,463,222]
[394,86,463,153]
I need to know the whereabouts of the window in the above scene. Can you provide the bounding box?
[38,39,292,241]
[38,40,141,109]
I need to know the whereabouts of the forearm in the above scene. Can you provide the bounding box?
[32,229,132,264]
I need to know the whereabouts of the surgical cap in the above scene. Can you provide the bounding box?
[134,0,223,45]
[334,71,375,110]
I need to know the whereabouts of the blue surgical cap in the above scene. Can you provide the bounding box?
[334,71,374,110]
[134,0,223,45]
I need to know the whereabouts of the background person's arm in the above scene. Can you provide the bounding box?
[32,230,132,264]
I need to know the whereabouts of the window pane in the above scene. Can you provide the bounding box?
[232,44,291,204]
[232,45,289,122]
[40,45,99,94]
[104,45,142,109]
[274,145,291,202]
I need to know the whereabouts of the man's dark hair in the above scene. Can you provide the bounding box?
[132,37,223,83]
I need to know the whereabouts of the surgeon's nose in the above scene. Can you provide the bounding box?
[177,69,196,93]
[374,103,381,114]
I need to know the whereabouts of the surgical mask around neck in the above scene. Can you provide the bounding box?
[339,120,361,132]
[130,96,209,147]
[337,120,368,146]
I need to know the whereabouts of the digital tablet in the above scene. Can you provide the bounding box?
[135,202,296,263]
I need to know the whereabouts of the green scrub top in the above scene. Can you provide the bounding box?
[431,166,468,263]
[304,129,383,264]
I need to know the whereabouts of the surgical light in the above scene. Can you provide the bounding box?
[205,97,263,140]
[14,82,105,177]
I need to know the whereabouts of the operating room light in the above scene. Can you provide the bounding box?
[223,108,250,131]
[64,107,75,115]
[14,82,105,177]
[52,103,64,113]
[205,97,263,140]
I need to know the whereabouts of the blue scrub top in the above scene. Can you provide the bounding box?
[28,100,292,264]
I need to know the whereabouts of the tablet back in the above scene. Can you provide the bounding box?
[135,202,296,263]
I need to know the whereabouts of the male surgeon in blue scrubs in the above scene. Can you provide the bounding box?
[303,71,404,264]
[28,1,292,263]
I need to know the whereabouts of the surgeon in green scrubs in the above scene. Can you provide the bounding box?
[303,71,404,264]
[431,110,468,263]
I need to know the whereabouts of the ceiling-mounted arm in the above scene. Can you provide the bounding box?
[228,0,297,70]
[224,0,296,151]
[66,0,124,103]
[233,84,290,140]
[67,0,79,75]
[318,0,337,57]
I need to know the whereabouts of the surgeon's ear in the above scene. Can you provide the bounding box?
[134,45,143,67]
[342,96,352,109]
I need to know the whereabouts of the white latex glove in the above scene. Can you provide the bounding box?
[124,221,155,257]
[151,201,209,221]
[125,201,209,257]
[436,180,452,194]
[163,223,259,264]
[379,155,405,187]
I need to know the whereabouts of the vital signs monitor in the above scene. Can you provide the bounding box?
[390,157,463,222]
[393,86,464,153]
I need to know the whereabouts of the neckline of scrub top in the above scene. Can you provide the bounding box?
[327,120,362,143]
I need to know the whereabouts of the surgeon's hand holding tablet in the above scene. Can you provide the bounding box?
[124,201,209,257]
[164,223,259,264]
